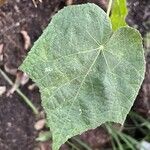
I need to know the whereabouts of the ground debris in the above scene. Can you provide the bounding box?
[0,44,4,62]
[32,0,43,8]
[4,63,17,76]
[0,0,62,149]
[0,0,6,6]
[20,72,29,85]
[0,86,6,96]
[6,71,29,96]
[21,30,31,50]
[34,119,46,131]
[0,44,4,53]
[66,0,73,5]
[28,83,37,91]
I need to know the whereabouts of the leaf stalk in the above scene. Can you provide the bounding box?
[107,0,113,17]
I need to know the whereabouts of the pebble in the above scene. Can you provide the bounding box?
[34,119,46,131]
[0,86,6,96]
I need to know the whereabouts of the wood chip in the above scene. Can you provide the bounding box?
[0,44,4,61]
[0,86,6,96]
[32,0,42,7]
[66,0,73,5]
[0,55,3,61]
[0,44,4,54]
[21,30,31,50]
[34,119,46,131]
[32,0,37,7]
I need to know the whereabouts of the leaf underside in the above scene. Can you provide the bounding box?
[20,4,145,150]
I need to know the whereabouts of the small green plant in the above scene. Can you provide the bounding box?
[110,0,127,30]
[20,3,145,150]
[106,111,150,150]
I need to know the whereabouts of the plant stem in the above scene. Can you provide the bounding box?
[67,141,80,150]
[0,68,39,115]
[107,0,113,17]
[72,137,92,150]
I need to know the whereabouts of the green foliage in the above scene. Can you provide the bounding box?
[107,111,150,150]
[20,4,145,150]
[106,124,138,150]
[36,131,52,142]
[111,0,127,30]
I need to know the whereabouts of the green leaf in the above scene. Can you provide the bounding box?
[36,131,52,142]
[111,0,127,30]
[20,4,145,150]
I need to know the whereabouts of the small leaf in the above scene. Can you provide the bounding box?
[20,4,145,150]
[111,0,127,30]
[36,131,52,142]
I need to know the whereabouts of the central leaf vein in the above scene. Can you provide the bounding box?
[57,45,103,141]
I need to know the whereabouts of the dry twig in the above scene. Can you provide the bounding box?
[32,0,42,7]
[21,30,31,50]
[0,86,6,96]
[0,44,4,61]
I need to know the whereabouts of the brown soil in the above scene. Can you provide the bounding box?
[0,0,65,149]
[0,0,150,150]
[0,76,41,150]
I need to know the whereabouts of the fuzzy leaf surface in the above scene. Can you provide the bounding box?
[20,4,145,150]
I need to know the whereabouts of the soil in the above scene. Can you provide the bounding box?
[0,0,150,150]
[127,0,150,116]
[0,1,65,149]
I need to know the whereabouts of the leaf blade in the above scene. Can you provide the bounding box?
[20,4,145,150]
